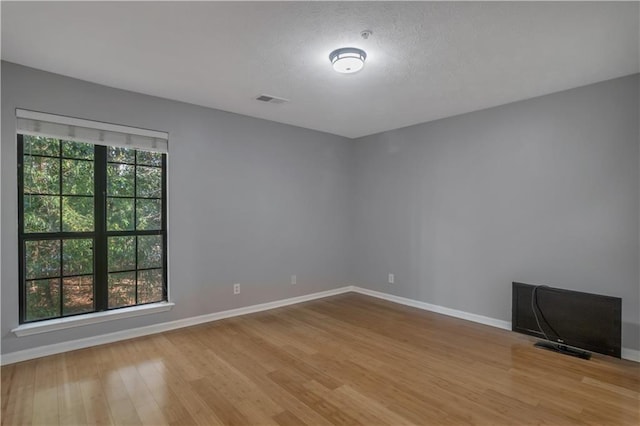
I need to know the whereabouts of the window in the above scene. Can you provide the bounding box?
[18,134,167,323]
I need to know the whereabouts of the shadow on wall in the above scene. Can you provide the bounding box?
[622,322,640,350]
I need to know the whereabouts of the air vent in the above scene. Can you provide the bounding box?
[256,94,289,104]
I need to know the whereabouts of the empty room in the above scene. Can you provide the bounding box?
[1,1,639,425]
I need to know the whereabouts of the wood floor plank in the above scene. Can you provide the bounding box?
[2,293,639,425]
[271,410,306,426]
[31,356,60,425]
[57,354,89,426]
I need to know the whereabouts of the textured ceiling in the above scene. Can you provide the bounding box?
[2,1,638,138]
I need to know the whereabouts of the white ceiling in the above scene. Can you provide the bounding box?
[2,1,638,139]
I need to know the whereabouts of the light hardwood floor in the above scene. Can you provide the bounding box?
[2,293,639,425]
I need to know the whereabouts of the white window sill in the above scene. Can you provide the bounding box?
[12,302,175,337]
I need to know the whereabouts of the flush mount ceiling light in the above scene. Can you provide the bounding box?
[329,47,367,74]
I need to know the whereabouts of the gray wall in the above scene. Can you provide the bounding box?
[352,74,640,351]
[1,62,353,355]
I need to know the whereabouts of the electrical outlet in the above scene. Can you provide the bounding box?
[233,283,240,294]
[291,275,297,285]
[388,273,394,284]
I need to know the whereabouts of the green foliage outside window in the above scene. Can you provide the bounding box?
[20,135,166,322]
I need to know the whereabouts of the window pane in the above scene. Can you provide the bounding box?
[107,147,135,164]
[107,198,134,231]
[63,239,93,276]
[63,276,94,315]
[62,159,94,195]
[136,199,161,230]
[108,272,136,308]
[24,195,60,233]
[136,166,162,198]
[62,196,94,232]
[24,156,60,195]
[108,236,135,272]
[137,151,162,167]
[23,136,59,157]
[137,269,163,304]
[137,235,162,269]
[26,278,60,321]
[62,141,94,160]
[25,240,60,279]
[107,164,134,197]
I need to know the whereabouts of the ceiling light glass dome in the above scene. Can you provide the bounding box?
[329,47,367,74]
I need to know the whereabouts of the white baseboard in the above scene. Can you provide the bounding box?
[3,285,638,364]
[350,286,640,363]
[351,286,511,330]
[621,348,640,362]
[0,286,354,366]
